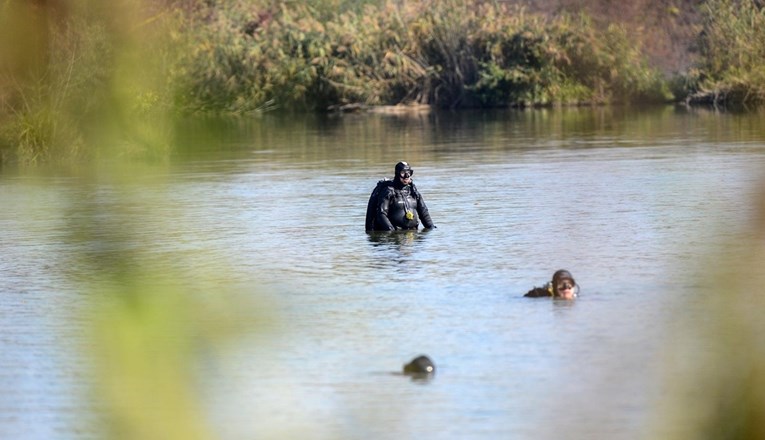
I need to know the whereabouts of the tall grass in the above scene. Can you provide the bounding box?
[686,0,765,105]
[0,0,180,165]
[176,0,671,113]
[173,1,423,112]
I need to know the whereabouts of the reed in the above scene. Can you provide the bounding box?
[687,0,765,105]
[176,0,670,113]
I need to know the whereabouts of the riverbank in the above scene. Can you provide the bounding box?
[0,0,763,165]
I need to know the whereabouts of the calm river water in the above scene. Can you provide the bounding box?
[2,106,765,439]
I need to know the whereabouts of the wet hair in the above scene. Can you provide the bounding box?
[403,355,435,374]
[552,269,575,286]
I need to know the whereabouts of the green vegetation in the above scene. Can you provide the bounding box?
[64,165,270,440]
[0,0,179,165]
[1,0,764,164]
[176,0,670,112]
[684,0,765,105]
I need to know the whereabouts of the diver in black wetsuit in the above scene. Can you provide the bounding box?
[374,161,435,231]
[524,269,579,299]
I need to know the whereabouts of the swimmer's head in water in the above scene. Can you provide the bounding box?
[552,269,577,299]
[403,355,435,374]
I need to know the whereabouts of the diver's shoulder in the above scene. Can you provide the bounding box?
[524,285,552,298]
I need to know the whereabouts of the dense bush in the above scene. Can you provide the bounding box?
[686,0,765,105]
[175,0,671,113]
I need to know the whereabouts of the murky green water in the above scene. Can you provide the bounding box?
[2,106,765,439]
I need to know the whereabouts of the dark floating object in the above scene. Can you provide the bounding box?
[403,355,435,374]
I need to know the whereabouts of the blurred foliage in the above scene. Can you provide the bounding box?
[649,178,765,439]
[65,166,272,440]
[0,0,180,165]
[90,276,217,440]
[86,267,268,440]
[0,2,267,438]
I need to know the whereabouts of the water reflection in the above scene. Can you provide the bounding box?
[551,298,578,311]
[366,230,429,247]
[171,106,765,168]
[406,373,436,384]
[365,230,433,262]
